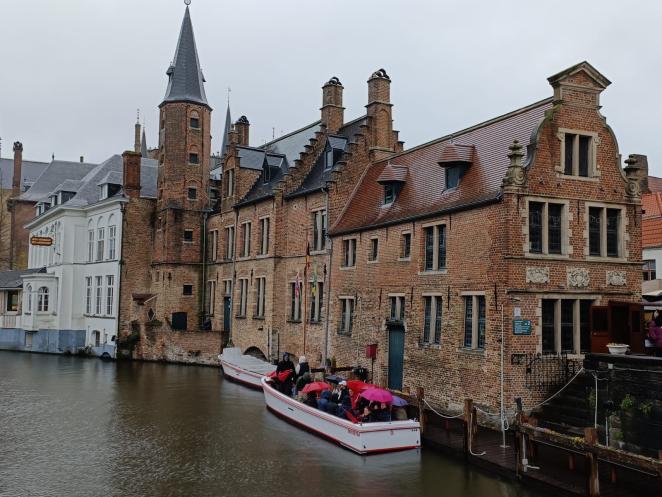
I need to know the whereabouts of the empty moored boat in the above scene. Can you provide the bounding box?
[219,348,276,389]
[261,377,421,454]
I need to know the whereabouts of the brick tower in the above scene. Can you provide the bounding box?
[153,5,212,331]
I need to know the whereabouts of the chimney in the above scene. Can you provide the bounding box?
[235,116,250,147]
[122,151,142,198]
[12,141,23,195]
[134,120,141,153]
[80,156,84,163]
[366,69,394,154]
[630,153,649,194]
[321,77,344,133]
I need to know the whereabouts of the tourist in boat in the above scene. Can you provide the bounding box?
[648,310,662,357]
[295,356,310,380]
[276,353,296,394]
[303,390,318,408]
[331,381,352,418]
[317,389,332,412]
[295,371,312,395]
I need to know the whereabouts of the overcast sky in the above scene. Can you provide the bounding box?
[1,0,660,175]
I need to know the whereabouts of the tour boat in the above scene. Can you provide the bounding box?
[219,347,276,389]
[261,377,421,454]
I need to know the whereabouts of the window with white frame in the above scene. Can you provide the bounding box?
[588,206,622,258]
[87,229,95,262]
[37,287,49,312]
[312,210,327,251]
[106,275,114,315]
[96,227,105,261]
[463,295,486,350]
[643,260,657,281]
[223,279,232,296]
[241,222,251,258]
[25,284,32,313]
[226,226,235,259]
[422,295,442,344]
[338,297,355,335]
[85,277,92,314]
[290,282,301,321]
[541,298,593,354]
[561,131,595,177]
[255,277,266,318]
[389,295,405,322]
[310,281,324,323]
[342,238,356,268]
[238,278,248,317]
[528,200,566,255]
[108,225,117,260]
[95,276,103,315]
[424,224,446,271]
[259,218,270,256]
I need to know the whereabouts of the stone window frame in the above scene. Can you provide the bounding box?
[556,128,600,180]
[309,280,324,323]
[37,286,50,313]
[460,291,486,351]
[237,278,249,318]
[536,294,600,357]
[225,168,235,197]
[387,293,406,323]
[399,231,412,261]
[183,229,194,244]
[207,280,216,316]
[523,196,571,259]
[187,187,198,200]
[188,146,200,165]
[420,220,447,275]
[311,208,327,254]
[223,279,232,296]
[94,276,103,315]
[105,275,114,316]
[421,292,443,346]
[368,236,379,263]
[182,284,193,296]
[254,276,266,319]
[207,229,218,262]
[338,296,355,336]
[258,216,270,257]
[340,237,357,269]
[225,225,235,259]
[84,278,92,315]
[239,221,252,259]
[189,110,200,130]
[583,201,627,262]
[288,281,302,323]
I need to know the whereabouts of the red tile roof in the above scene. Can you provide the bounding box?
[649,176,662,193]
[377,164,408,183]
[643,191,662,248]
[438,144,474,164]
[643,192,662,218]
[332,98,552,235]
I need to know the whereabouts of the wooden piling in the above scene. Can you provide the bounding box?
[463,398,473,460]
[584,427,600,497]
[417,387,426,434]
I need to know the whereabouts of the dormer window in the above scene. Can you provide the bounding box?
[324,138,346,170]
[60,191,75,203]
[559,129,597,177]
[438,143,474,190]
[377,163,408,205]
[50,195,58,207]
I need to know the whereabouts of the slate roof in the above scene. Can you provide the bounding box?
[18,160,97,202]
[0,158,48,191]
[643,191,662,248]
[161,6,208,108]
[259,121,322,166]
[0,267,46,290]
[331,98,553,235]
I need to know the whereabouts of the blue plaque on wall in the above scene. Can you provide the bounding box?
[513,319,532,335]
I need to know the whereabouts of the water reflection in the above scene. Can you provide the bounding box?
[0,352,539,497]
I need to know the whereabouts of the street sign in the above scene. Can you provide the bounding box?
[513,319,532,335]
[30,236,53,247]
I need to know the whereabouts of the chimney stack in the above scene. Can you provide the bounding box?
[80,156,84,163]
[12,141,23,195]
[122,151,142,198]
[134,116,141,153]
[321,77,344,133]
[630,153,649,194]
[366,69,394,155]
[235,116,250,147]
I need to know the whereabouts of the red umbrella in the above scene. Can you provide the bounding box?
[267,370,278,378]
[277,370,292,382]
[301,381,331,393]
[346,380,373,393]
[360,387,393,404]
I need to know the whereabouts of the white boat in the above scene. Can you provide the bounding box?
[219,347,276,389]
[261,377,421,455]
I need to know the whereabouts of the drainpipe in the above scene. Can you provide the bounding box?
[323,186,333,366]
[229,208,239,345]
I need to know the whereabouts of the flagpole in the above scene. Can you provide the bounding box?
[303,243,309,356]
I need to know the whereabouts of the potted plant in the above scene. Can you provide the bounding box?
[607,342,629,355]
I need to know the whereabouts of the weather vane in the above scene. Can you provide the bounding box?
[184,0,191,5]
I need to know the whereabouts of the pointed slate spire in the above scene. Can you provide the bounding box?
[220,103,231,158]
[161,6,209,108]
[141,128,148,158]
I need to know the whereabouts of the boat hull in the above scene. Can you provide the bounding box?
[261,377,420,455]
[220,358,266,390]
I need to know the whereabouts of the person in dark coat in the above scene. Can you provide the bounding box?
[295,372,312,394]
[295,355,310,381]
[648,310,662,357]
[276,353,296,395]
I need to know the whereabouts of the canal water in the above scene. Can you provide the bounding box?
[0,351,542,497]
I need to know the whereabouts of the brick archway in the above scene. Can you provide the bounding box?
[244,346,267,361]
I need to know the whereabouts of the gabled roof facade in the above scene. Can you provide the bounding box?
[332,98,552,235]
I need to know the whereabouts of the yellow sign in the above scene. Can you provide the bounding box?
[30,236,53,247]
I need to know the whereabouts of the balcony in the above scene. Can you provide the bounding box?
[0,314,20,329]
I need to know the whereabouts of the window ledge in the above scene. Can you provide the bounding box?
[237,256,252,261]
[418,269,448,276]
[339,266,356,271]
[235,315,246,319]
[367,259,379,264]
[556,173,600,182]
[252,315,265,320]
[418,342,441,350]
[585,256,627,263]
[183,241,194,245]
[522,253,569,260]
[457,347,485,357]
[256,254,270,259]
[287,319,302,324]
[337,331,352,337]
[309,319,322,325]
[310,249,327,256]
[398,257,411,262]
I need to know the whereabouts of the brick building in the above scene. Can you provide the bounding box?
[327,62,645,412]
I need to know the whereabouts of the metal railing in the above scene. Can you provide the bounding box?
[524,352,582,390]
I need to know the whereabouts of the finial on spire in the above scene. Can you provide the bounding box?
[184,0,191,5]
[227,87,231,106]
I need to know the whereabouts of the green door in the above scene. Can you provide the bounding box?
[388,326,405,391]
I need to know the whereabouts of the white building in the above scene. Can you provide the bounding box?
[1,154,156,356]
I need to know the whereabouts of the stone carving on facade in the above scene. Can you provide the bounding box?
[526,267,549,284]
[502,140,527,188]
[623,155,642,199]
[567,268,590,288]
[606,271,627,287]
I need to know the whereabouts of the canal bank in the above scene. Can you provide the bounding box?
[0,351,539,497]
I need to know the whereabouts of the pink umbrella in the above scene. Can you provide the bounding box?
[360,387,393,403]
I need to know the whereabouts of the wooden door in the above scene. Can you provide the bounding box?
[388,326,405,391]
[628,304,644,353]
[590,305,609,353]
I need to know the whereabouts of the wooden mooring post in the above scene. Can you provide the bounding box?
[584,427,600,497]
[463,398,473,460]
[417,387,426,434]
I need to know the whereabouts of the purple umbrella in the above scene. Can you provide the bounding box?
[360,387,394,404]
[392,395,408,407]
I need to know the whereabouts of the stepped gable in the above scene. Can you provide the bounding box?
[234,121,321,206]
[286,116,367,199]
[331,98,552,235]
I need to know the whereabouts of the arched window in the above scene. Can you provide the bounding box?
[107,215,117,260]
[190,110,200,129]
[37,287,49,312]
[25,284,32,313]
[96,217,105,261]
[87,220,95,262]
